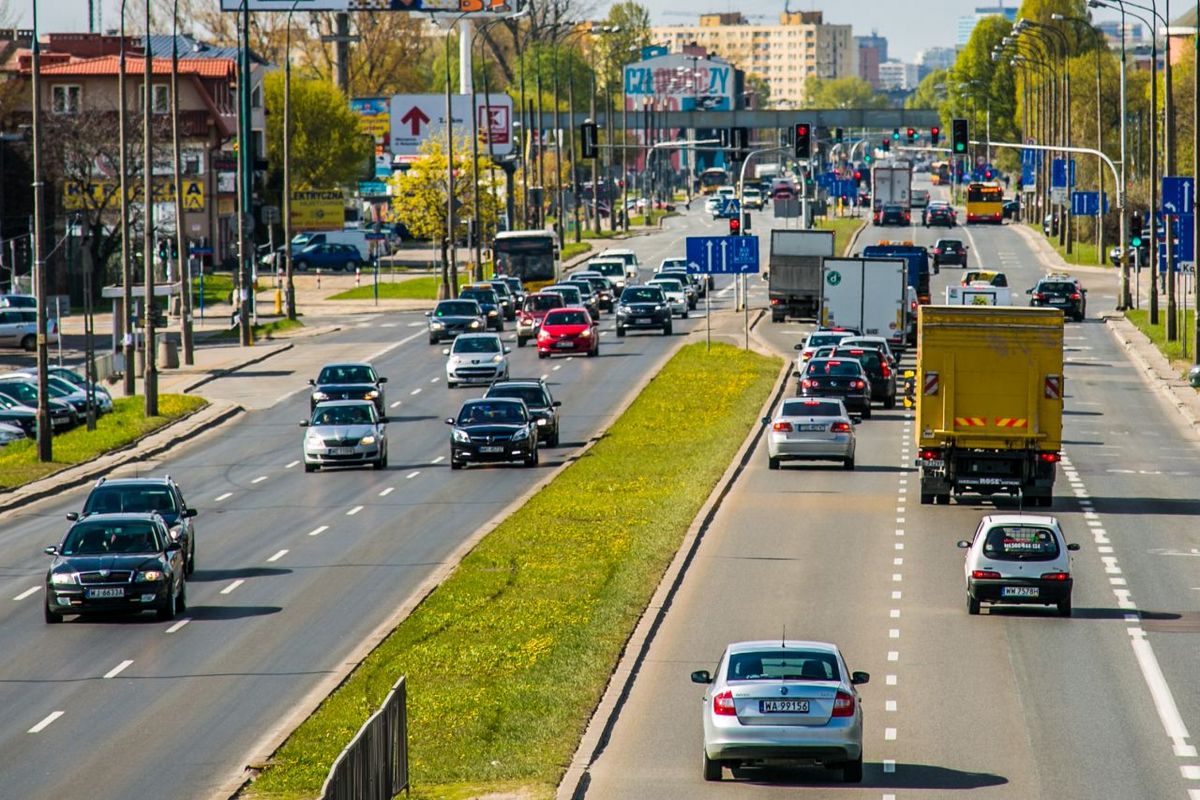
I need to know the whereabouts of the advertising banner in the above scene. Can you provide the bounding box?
[291,189,345,230]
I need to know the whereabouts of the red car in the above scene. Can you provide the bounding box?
[536,307,599,359]
[516,292,565,347]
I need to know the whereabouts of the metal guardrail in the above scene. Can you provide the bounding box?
[320,676,409,800]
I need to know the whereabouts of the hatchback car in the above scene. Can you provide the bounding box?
[764,398,857,470]
[292,242,365,272]
[485,378,562,446]
[516,292,565,347]
[459,285,504,331]
[301,399,388,471]
[498,275,526,306]
[308,362,387,415]
[648,276,689,318]
[44,513,187,623]
[426,299,485,344]
[924,203,956,228]
[446,397,539,469]
[958,514,1080,617]
[832,346,896,409]
[537,307,598,359]
[72,476,198,575]
[0,379,76,429]
[796,358,872,418]
[444,333,510,387]
[1028,274,1087,321]
[616,285,672,336]
[691,640,869,783]
[932,239,968,269]
[793,329,856,370]
[0,308,58,351]
[574,274,617,311]
[875,203,910,226]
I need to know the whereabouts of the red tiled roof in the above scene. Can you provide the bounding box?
[31,55,236,78]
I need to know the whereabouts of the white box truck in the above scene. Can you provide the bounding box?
[820,257,907,352]
[871,163,912,222]
[767,229,834,322]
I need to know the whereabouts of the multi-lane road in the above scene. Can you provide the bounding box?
[581,178,1200,800]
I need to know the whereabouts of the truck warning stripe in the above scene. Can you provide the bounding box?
[923,373,939,395]
[1044,375,1062,400]
[954,417,987,427]
[995,418,1028,428]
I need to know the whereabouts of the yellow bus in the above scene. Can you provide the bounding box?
[965,182,1004,224]
[699,167,729,195]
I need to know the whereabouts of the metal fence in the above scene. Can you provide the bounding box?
[320,676,409,800]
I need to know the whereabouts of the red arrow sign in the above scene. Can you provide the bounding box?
[399,106,431,136]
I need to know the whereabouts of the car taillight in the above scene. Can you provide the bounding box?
[1039,452,1061,463]
[1070,292,1081,300]
[801,378,813,389]
[1034,293,1046,301]
[831,421,852,433]
[802,352,813,361]
[919,449,940,460]
[713,690,737,716]
[851,379,866,389]
[971,570,1002,579]
[881,363,891,378]
[773,421,793,432]
[910,301,918,312]
[770,298,781,305]
[1041,572,1071,581]
[904,213,911,222]
[932,248,942,254]
[831,691,856,717]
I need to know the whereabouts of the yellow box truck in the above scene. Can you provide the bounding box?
[914,306,1064,506]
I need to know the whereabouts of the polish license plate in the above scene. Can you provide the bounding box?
[555,341,574,348]
[87,587,124,598]
[479,445,504,453]
[329,447,355,456]
[760,699,809,713]
[636,317,651,324]
[920,459,945,468]
[798,424,826,431]
[1002,586,1039,598]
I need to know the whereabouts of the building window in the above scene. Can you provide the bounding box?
[139,84,170,114]
[51,84,81,115]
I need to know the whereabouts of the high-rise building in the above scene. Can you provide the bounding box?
[856,32,887,88]
[651,11,856,107]
[915,46,956,79]
[956,5,1019,48]
[877,60,920,91]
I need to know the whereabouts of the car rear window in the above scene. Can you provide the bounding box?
[84,486,178,515]
[807,360,864,377]
[525,295,563,312]
[545,310,589,326]
[726,650,841,681]
[834,348,882,371]
[487,386,547,408]
[1040,282,1076,294]
[780,399,842,417]
[938,240,962,248]
[808,333,850,347]
[982,526,1060,561]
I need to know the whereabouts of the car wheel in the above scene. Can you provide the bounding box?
[447,380,457,388]
[538,351,549,359]
[44,598,63,624]
[862,405,872,419]
[937,493,952,505]
[525,446,539,467]
[517,336,526,348]
[21,334,36,352]
[920,493,934,505]
[1058,595,1073,618]
[429,335,439,345]
[884,395,896,410]
[177,578,187,612]
[588,345,598,357]
[295,261,309,271]
[768,456,780,470]
[373,455,385,470]
[304,461,317,473]
[156,584,178,621]
[345,261,357,272]
[548,432,560,447]
[186,544,195,576]
[842,753,864,783]
[663,322,673,335]
[616,326,625,337]
[702,751,723,782]
[967,594,981,615]
[843,456,855,470]
[450,458,463,470]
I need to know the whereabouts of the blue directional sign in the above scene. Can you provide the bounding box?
[1070,191,1108,217]
[1021,163,1037,189]
[1157,217,1195,271]
[1161,176,1195,215]
[1051,158,1077,188]
[685,235,760,274]
[717,197,741,219]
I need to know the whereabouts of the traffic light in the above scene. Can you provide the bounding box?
[157,239,168,261]
[892,128,901,141]
[835,127,844,144]
[730,126,749,156]
[863,152,873,164]
[853,170,863,182]
[952,118,968,154]
[728,216,741,236]
[906,127,916,142]
[741,211,752,232]
[882,138,891,152]
[931,126,941,145]
[794,123,812,159]
[1130,213,1144,247]
[580,121,598,159]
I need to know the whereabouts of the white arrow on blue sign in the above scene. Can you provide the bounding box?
[1070,191,1107,217]
[685,235,760,274]
[1162,176,1195,215]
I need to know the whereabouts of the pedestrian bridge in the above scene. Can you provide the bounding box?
[535,108,941,130]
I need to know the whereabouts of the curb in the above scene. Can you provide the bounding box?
[181,342,295,393]
[557,351,789,800]
[1103,313,1200,432]
[0,400,244,518]
[1010,223,1114,276]
[843,216,871,256]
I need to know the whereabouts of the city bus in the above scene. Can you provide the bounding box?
[965,181,1005,224]
[930,161,951,186]
[699,167,729,195]
[493,230,560,289]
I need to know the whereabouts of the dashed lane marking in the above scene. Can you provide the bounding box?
[220,579,244,595]
[214,492,232,502]
[13,587,38,601]
[379,487,394,497]
[165,618,190,634]
[405,471,420,480]
[308,525,329,537]
[267,549,288,563]
[251,475,268,484]
[103,660,134,679]
[28,711,64,734]
[347,506,363,516]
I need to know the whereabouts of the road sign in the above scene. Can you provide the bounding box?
[716,197,741,219]
[1051,187,1068,205]
[1157,216,1195,270]
[389,93,513,157]
[1070,191,1108,217]
[1021,163,1037,192]
[1051,158,1077,189]
[1161,176,1195,215]
[773,198,800,218]
[685,235,760,274]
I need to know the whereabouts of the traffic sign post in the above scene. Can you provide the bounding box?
[685,235,760,274]
[1162,177,1195,216]
[1070,191,1108,217]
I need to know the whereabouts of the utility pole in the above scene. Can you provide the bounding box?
[1194,2,1199,363]
[143,1,158,417]
[172,0,193,365]
[31,0,51,462]
[119,1,134,396]
[237,3,253,347]
[320,13,359,95]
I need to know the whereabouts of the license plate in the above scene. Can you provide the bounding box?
[798,424,826,431]
[920,459,945,468]
[87,587,124,598]
[329,447,355,456]
[636,317,651,324]
[555,341,574,348]
[760,699,809,713]
[1002,586,1039,597]
[479,445,504,453]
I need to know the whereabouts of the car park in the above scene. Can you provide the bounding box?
[516,292,565,347]
[1028,273,1087,321]
[932,238,968,269]
[647,276,689,318]
[426,299,485,344]
[73,476,198,575]
[443,333,510,387]
[301,399,388,472]
[43,513,187,623]
[832,346,896,409]
[616,285,672,337]
[958,514,1080,617]
[485,378,562,446]
[446,397,539,469]
[764,397,857,470]
[46,366,114,411]
[691,640,869,783]
[291,242,365,272]
[308,362,387,415]
[924,202,956,227]
[459,285,505,331]
[10,372,112,417]
[536,307,599,359]
[486,279,518,320]
[0,393,38,435]
[796,358,872,418]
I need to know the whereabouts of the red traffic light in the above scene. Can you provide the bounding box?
[932,126,940,136]
[906,127,915,140]
[796,124,809,137]
[728,217,741,235]
[853,170,862,180]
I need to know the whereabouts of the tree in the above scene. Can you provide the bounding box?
[906,69,948,111]
[596,2,652,95]
[802,77,890,109]
[745,74,771,110]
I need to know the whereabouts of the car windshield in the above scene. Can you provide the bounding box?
[84,486,178,515]
[488,386,548,408]
[502,278,524,292]
[312,404,374,426]
[488,282,511,297]
[0,382,37,403]
[525,295,563,312]
[461,289,498,304]
[780,399,843,417]
[591,262,623,276]
[651,279,683,291]
[317,365,375,384]
[548,287,581,303]
[982,526,1061,561]
[458,402,526,425]
[546,310,589,326]
[1039,281,1076,294]
[726,650,841,681]
[807,333,850,347]
[61,521,162,556]
[622,288,663,303]
[453,336,501,354]
[661,259,687,269]
[436,301,481,317]
[808,360,864,377]
[566,282,593,296]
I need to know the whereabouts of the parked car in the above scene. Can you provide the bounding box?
[301,399,388,472]
[291,242,366,272]
[446,397,539,469]
[0,308,58,351]
[72,476,198,575]
[0,379,76,429]
[958,514,1080,616]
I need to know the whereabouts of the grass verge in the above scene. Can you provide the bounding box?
[817,216,867,256]
[1126,308,1197,375]
[193,273,236,307]
[560,242,592,261]
[213,317,305,341]
[0,394,208,490]
[327,274,469,301]
[247,342,781,800]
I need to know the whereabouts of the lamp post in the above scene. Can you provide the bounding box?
[1018,20,1073,253]
[142,0,157,417]
[119,0,134,397]
[30,0,51,461]
[283,0,303,321]
[171,0,194,365]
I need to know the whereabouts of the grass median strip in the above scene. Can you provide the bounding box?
[328,274,470,301]
[248,342,780,800]
[0,394,208,490]
[817,216,866,257]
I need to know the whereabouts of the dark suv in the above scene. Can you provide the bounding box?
[932,239,968,269]
[446,397,539,469]
[72,476,198,575]
[616,285,672,336]
[485,378,562,446]
[1028,275,1087,321]
[832,346,896,409]
[797,357,873,417]
[459,285,504,331]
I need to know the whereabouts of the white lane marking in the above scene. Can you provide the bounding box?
[884,795,898,800]
[886,674,898,686]
[430,377,439,383]
[308,525,329,537]
[410,388,422,396]
[220,579,244,595]
[103,660,134,679]
[890,609,901,618]
[267,549,288,563]
[1111,577,1128,586]
[885,700,897,711]
[390,400,403,408]
[897,487,907,494]
[214,492,233,502]
[347,505,363,516]
[895,543,904,550]
[883,759,897,773]
[165,618,190,634]
[1181,766,1200,779]
[381,322,398,328]
[541,373,549,380]
[405,471,420,480]
[407,321,423,327]
[431,456,445,464]
[891,591,902,600]
[28,711,64,733]
[896,517,905,524]
[251,475,268,484]
[1098,546,1114,554]
[379,487,394,497]
[1114,589,1137,609]
[892,573,902,582]
[13,586,38,601]
[1102,557,1122,574]
[893,557,903,566]
[552,365,562,371]
[885,727,897,741]
[889,629,900,639]
[888,651,899,661]
[1128,627,1199,758]
[285,460,299,469]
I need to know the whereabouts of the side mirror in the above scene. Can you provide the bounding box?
[850,414,862,425]
[1067,543,1081,551]
[165,541,182,553]
[184,508,198,518]
[307,378,315,385]
[956,540,971,549]
[792,370,802,378]
[378,376,388,383]
[553,401,562,407]
[442,348,451,356]
[761,416,770,425]
[43,545,58,556]
[1025,288,1033,294]
[65,511,79,521]
[504,347,511,354]
[690,670,712,684]
[793,343,805,351]
[851,671,870,686]
[445,417,456,425]
[424,310,433,317]
[299,420,309,427]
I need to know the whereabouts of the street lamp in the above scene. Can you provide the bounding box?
[1017,20,1073,253]
[171,0,195,365]
[119,0,134,397]
[283,0,305,321]
[142,0,157,417]
[30,0,51,461]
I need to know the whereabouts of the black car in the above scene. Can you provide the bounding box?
[616,285,672,337]
[1028,275,1087,321]
[460,286,504,331]
[43,513,187,623]
[498,276,527,306]
[427,298,485,344]
[1002,198,1020,220]
[309,362,388,415]
[564,279,602,318]
[932,239,968,269]
[0,393,36,436]
[924,203,956,228]
[487,279,518,321]
[485,378,562,447]
[832,346,896,409]
[576,275,617,311]
[446,397,539,469]
[0,380,77,430]
[876,203,910,226]
[72,476,198,575]
[796,357,872,417]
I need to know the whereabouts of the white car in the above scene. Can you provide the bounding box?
[704,196,721,215]
[691,640,869,783]
[958,514,1080,617]
[742,187,764,210]
[648,277,688,318]
[587,259,628,295]
[599,248,640,281]
[0,308,58,351]
[443,333,510,389]
[764,397,857,470]
[840,335,898,364]
[792,330,856,371]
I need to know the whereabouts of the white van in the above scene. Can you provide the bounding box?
[291,230,373,260]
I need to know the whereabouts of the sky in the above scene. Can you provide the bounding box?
[14,0,1128,63]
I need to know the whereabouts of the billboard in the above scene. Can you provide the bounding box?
[623,53,734,112]
[290,189,345,231]
[389,93,513,157]
[351,97,391,144]
[64,178,205,211]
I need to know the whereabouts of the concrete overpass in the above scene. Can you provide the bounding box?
[531,108,942,131]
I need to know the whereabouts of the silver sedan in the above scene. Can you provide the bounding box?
[691,640,869,783]
[300,400,388,472]
[763,397,857,470]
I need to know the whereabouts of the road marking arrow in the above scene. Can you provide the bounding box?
[400,106,431,136]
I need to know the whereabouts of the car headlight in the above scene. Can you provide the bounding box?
[50,572,77,585]
[360,435,377,445]
[487,310,498,317]
[469,320,482,329]
[430,321,445,329]
[579,329,592,338]
[135,569,164,582]
[538,329,551,340]
[617,306,629,315]
[536,417,548,426]
[452,428,471,443]
[491,354,504,363]
[306,430,323,442]
[312,391,328,401]
[364,390,379,400]
[655,304,665,311]
[511,427,530,441]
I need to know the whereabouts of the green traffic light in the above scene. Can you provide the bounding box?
[954,144,966,153]
[1130,236,1142,247]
